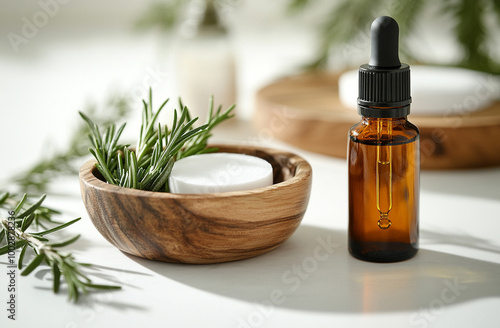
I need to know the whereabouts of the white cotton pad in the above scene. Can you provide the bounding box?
[338,66,500,116]
[169,153,273,194]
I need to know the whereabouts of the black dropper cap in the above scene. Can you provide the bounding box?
[358,16,411,118]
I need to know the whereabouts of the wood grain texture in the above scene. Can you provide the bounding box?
[255,72,500,169]
[79,145,312,264]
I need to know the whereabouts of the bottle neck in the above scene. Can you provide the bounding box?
[361,116,408,125]
[358,104,410,118]
[360,116,407,143]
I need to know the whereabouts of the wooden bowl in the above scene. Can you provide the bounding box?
[79,145,312,264]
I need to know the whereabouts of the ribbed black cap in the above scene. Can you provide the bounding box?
[358,16,411,118]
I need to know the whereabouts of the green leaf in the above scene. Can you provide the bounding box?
[108,123,127,155]
[67,275,80,302]
[14,194,28,216]
[0,192,9,205]
[207,95,214,124]
[83,283,122,290]
[18,243,28,270]
[47,234,80,248]
[79,111,102,148]
[21,253,46,276]
[129,151,138,189]
[32,235,49,242]
[151,157,175,192]
[90,148,116,184]
[172,109,179,134]
[0,240,27,256]
[21,213,37,232]
[33,218,81,236]
[104,125,113,148]
[287,0,312,14]
[198,147,218,155]
[117,152,124,180]
[52,262,61,293]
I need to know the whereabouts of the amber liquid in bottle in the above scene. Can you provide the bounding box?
[348,116,419,262]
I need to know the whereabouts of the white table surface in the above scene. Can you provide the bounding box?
[1,119,500,328]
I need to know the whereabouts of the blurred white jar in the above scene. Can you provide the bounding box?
[174,0,236,125]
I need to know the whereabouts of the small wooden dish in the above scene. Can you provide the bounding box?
[79,145,312,264]
[255,72,500,169]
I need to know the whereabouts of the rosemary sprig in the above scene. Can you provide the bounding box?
[0,192,120,302]
[0,192,61,229]
[81,89,234,192]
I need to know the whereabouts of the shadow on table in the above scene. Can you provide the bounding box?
[29,264,149,311]
[421,167,500,201]
[128,225,500,314]
[421,230,500,256]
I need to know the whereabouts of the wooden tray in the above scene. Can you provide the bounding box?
[255,72,500,169]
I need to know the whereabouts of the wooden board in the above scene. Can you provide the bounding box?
[255,72,500,169]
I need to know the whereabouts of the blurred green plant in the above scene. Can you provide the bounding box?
[9,95,131,193]
[135,0,185,31]
[134,0,239,33]
[288,0,500,74]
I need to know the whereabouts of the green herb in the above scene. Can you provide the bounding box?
[443,0,496,73]
[287,0,500,74]
[0,192,120,302]
[134,0,184,32]
[81,89,235,192]
[0,192,60,230]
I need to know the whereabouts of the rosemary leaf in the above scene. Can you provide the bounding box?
[0,192,9,205]
[31,235,49,242]
[17,194,46,221]
[52,262,61,293]
[18,244,28,270]
[82,283,122,290]
[47,234,80,248]
[21,253,47,276]
[14,194,28,216]
[0,239,27,256]
[21,213,37,232]
[32,218,81,236]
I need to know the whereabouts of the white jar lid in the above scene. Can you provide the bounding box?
[339,65,500,116]
[169,152,273,194]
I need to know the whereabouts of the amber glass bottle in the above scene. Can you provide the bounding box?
[348,16,420,262]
